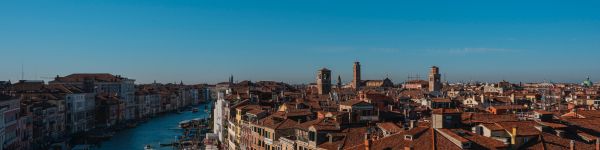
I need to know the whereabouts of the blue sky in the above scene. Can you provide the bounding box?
[1,0,599,84]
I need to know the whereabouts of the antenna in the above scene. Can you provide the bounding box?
[21,62,24,80]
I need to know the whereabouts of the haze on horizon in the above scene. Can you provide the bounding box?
[1,0,599,84]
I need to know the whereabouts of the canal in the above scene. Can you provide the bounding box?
[96,103,212,150]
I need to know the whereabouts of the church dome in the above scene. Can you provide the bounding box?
[583,76,593,87]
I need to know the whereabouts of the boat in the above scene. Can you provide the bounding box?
[179,120,191,128]
[144,145,154,150]
[192,108,199,113]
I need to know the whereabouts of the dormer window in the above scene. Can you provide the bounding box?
[462,142,472,149]
[404,135,413,141]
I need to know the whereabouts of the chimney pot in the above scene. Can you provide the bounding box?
[364,133,371,150]
[595,138,599,150]
[511,127,518,145]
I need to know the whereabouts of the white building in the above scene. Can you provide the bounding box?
[213,92,227,143]
[463,95,482,108]
[0,95,20,149]
[483,84,504,94]
[66,93,95,134]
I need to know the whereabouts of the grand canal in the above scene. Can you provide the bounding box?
[96,103,211,150]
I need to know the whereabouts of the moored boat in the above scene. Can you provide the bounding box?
[144,144,154,150]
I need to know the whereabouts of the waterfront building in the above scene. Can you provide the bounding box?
[95,93,122,128]
[50,74,135,122]
[65,90,96,134]
[0,94,20,150]
[21,96,66,150]
[134,89,160,119]
[213,92,227,143]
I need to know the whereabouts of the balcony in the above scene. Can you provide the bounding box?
[359,116,379,121]
[264,137,273,145]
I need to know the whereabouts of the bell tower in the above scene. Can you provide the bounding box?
[429,66,441,92]
[317,68,332,95]
[353,61,361,89]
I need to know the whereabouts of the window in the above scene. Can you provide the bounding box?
[308,131,316,141]
[445,116,452,120]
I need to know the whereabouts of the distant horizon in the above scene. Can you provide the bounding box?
[2,1,599,84]
[3,69,596,85]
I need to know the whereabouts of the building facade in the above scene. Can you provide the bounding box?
[50,73,135,122]
[0,95,20,150]
[65,93,95,134]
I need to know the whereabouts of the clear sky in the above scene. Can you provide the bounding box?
[1,0,599,84]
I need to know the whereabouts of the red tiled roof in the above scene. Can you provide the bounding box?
[495,121,540,137]
[525,132,595,150]
[461,112,518,124]
[432,108,461,114]
[376,122,402,133]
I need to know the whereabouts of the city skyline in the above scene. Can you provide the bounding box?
[2,0,600,84]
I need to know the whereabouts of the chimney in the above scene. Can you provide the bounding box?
[511,93,516,103]
[404,145,413,150]
[409,120,417,129]
[337,144,342,150]
[556,130,566,138]
[364,133,371,150]
[539,134,546,150]
[329,134,333,143]
[511,127,518,145]
[480,95,485,104]
[596,138,599,150]
[431,128,437,150]
[570,140,575,150]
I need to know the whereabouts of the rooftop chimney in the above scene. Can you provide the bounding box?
[596,138,600,150]
[409,120,417,129]
[570,140,575,150]
[364,133,371,150]
[511,127,518,145]
[431,128,437,150]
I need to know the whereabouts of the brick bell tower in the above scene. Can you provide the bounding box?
[353,61,361,89]
[428,66,441,92]
[317,68,332,95]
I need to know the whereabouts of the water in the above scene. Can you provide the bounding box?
[96,103,211,150]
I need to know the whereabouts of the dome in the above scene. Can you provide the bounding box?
[583,76,593,87]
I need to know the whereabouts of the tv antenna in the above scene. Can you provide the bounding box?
[21,62,24,80]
